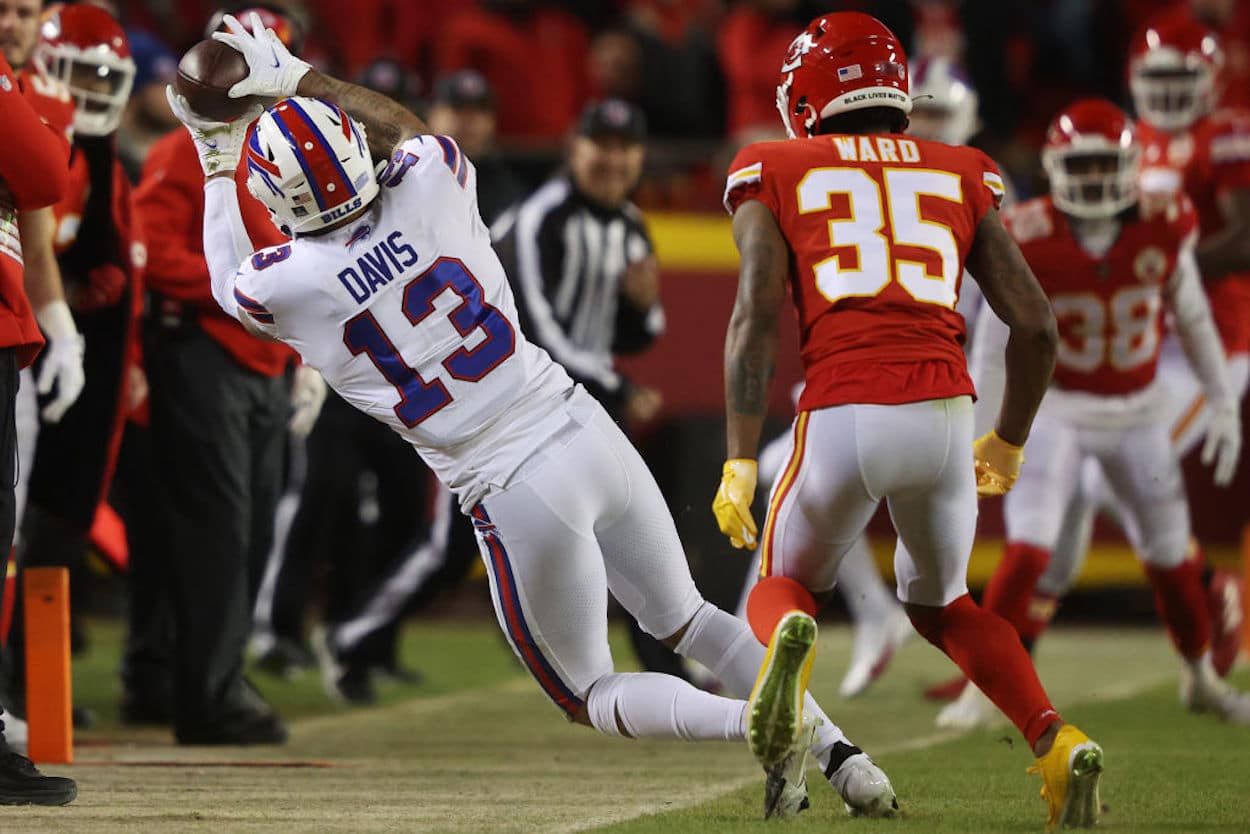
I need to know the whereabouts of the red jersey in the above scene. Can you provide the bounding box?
[134,128,293,377]
[0,54,71,367]
[1005,196,1196,396]
[1138,110,1250,353]
[724,135,1004,411]
[17,69,73,151]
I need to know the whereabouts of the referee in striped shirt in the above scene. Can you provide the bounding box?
[493,99,664,424]
[495,99,696,680]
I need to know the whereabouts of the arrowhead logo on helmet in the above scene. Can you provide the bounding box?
[774,12,912,140]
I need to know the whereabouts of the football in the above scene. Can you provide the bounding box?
[174,39,260,123]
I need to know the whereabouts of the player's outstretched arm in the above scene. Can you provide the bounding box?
[713,200,787,549]
[295,71,427,162]
[965,209,1057,445]
[1166,244,1241,485]
[212,12,425,161]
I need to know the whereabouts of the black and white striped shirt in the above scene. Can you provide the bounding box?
[492,176,664,417]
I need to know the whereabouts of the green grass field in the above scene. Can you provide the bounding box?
[6,618,1250,833]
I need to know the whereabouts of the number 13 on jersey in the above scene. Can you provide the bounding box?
[797,168,963,307]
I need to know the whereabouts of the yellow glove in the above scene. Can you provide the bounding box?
[973,431,1024,497]
[713,459,759,549]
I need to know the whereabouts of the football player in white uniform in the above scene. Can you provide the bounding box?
[169,13,898,820]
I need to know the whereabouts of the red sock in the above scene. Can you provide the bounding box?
[1144,557,1211,660]
[908,594,1059,747]
[1020,592,1059,645]
[746,576,818,645]
[982,542,1051,638]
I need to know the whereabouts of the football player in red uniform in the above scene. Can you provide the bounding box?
[713,13,1102,829]
[941,100,1249,730]
[0,0,84,483]
[995,13,1250,688]
[0,17,77,805]
[1,4,141,723]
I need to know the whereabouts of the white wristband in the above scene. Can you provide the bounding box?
[35,299,79,341]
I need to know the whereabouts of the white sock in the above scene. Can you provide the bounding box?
[836,536,897,625]
[673,601,851,770]
[586,672,746,741]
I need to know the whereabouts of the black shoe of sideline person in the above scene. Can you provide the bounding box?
[0,737,77,806]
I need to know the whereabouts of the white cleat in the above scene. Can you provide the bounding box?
[936,682,1000,730]
[1181,654,1250,725]
[827,745,898,817]
[839,606,912,698]
[762,717,817,819]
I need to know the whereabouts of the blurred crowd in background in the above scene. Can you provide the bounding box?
[104,0,1250,207]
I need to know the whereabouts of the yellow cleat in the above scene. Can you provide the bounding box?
[1027,724,1104,829]
[747,611,817,768]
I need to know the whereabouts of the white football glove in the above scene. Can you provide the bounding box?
[289,365,326,438]
[1201,399,1242,487]
[213,12,311,100]
[166,86,260,177]
[34,300,85,423]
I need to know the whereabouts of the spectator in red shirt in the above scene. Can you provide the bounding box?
[434,0,590,143]
[717,0,802,143]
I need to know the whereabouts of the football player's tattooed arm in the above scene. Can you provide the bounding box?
[965,209,1057,446]
[724,200,788,459]
[297,71,428,161]
[1195,189,1250,278]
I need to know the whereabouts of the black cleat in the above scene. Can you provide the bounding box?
[0,749,77,805]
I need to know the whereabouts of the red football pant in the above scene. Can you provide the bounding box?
[909,594,1060,746]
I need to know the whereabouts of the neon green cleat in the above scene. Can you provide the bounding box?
[747,611,817,768]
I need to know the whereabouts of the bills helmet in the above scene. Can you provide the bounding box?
[1042,99,1141,219]
[245,97,379,235]
[908,56,979,145]
[36,4,135,136]
[776,12,911,139]
[1129,13,1222,131]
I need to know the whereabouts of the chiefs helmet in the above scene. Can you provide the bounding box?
[1129,13,1222,131]
[908,56,979,145]
[35,5,134,137]
[205,5,304,54]
[246,97,378,235]
[1042,99,1141,220]
[776,12,911,139]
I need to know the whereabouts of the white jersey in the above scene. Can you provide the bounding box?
[226,136,577,509]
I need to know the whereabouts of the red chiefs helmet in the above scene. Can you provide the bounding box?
[205,6,305,54]
[1042,99,1141,220]
[35,4,134,137]
[1128,13,1222,131]
[775,12,911,139]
